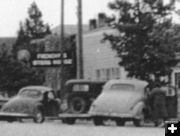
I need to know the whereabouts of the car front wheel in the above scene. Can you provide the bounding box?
[33,109,44,123]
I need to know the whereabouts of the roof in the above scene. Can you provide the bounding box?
[65,79,106,85]
[52,24,89,35]
[19,86,52,93]
[104,79,148,90]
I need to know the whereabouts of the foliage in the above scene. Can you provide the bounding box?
[13,2,51,56]
[3,2,52,96]
[104,0,180,85]
[0,43,44,96]
[0,2,50,96]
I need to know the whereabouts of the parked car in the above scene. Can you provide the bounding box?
[89,79,148,126]
[62,79,105,114]
[0,86,61,123]
[0,96,9,109]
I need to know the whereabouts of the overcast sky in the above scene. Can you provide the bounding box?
[0,0,114,37]
[0,0,180,37]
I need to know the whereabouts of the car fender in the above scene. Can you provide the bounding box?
[130,101,145,117]
[33,103,44,114]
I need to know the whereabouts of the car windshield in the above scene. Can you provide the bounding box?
[110,83,134,91]
[19,89,42,98]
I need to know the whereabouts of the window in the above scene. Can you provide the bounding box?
[96,69,100,80]
[110,84,134,91]
[72,84,89,92]
[111,68,116,79]
[115,68,120,79]
[95,68,121,81]
[19,89,42,98]
[111,68,121,79]
[101,69,106,81]
[106,69,110,80]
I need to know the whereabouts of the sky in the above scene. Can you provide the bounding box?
[0,0,180,37]
[0,0,113,37]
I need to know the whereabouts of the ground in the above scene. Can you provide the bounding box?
[0,120,164,136]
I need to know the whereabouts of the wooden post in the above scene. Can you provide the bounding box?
[60,0,64,90]
[76,0,84,79]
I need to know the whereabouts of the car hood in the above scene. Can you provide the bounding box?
[1,96,41,114]
[89,90,144,116]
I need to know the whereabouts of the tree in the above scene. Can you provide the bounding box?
[10,2,51,92]
[104,0,180,85]
[0,43,44,96]
[13,2,51,56]
[26,2,51,39]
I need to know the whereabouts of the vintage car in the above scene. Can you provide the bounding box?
[0,86,61,123]
[62,79,105,114]
[89,79,148,126]
[0,96,9,109]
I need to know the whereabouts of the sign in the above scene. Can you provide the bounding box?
[32,52,73,67]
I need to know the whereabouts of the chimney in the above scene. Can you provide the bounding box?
[98,13,107,28]
[89,19,97,30]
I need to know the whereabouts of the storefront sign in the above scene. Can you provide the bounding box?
[32,52,73,67]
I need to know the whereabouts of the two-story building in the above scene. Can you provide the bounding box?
[82,27,127,81]
[82,13,180,91]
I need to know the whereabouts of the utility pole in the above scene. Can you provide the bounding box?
[77,0,83,79]
[60,0,64,90]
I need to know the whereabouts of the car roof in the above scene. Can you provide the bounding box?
[19,86,53,93]
[65,79,106,85]
[104,79,148,90]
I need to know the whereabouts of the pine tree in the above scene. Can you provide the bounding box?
[13,2,51,57]
[26,2,51,39]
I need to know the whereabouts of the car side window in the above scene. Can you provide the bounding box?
[19,89,42,98]
[110,84,134,91]
[72,84,89,92]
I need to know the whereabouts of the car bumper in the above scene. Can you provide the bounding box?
[0,112,33,121]
[89,111,141,120]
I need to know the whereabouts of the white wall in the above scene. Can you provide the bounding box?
[83,27,127,81]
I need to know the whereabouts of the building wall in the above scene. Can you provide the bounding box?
[83,27,127,81]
